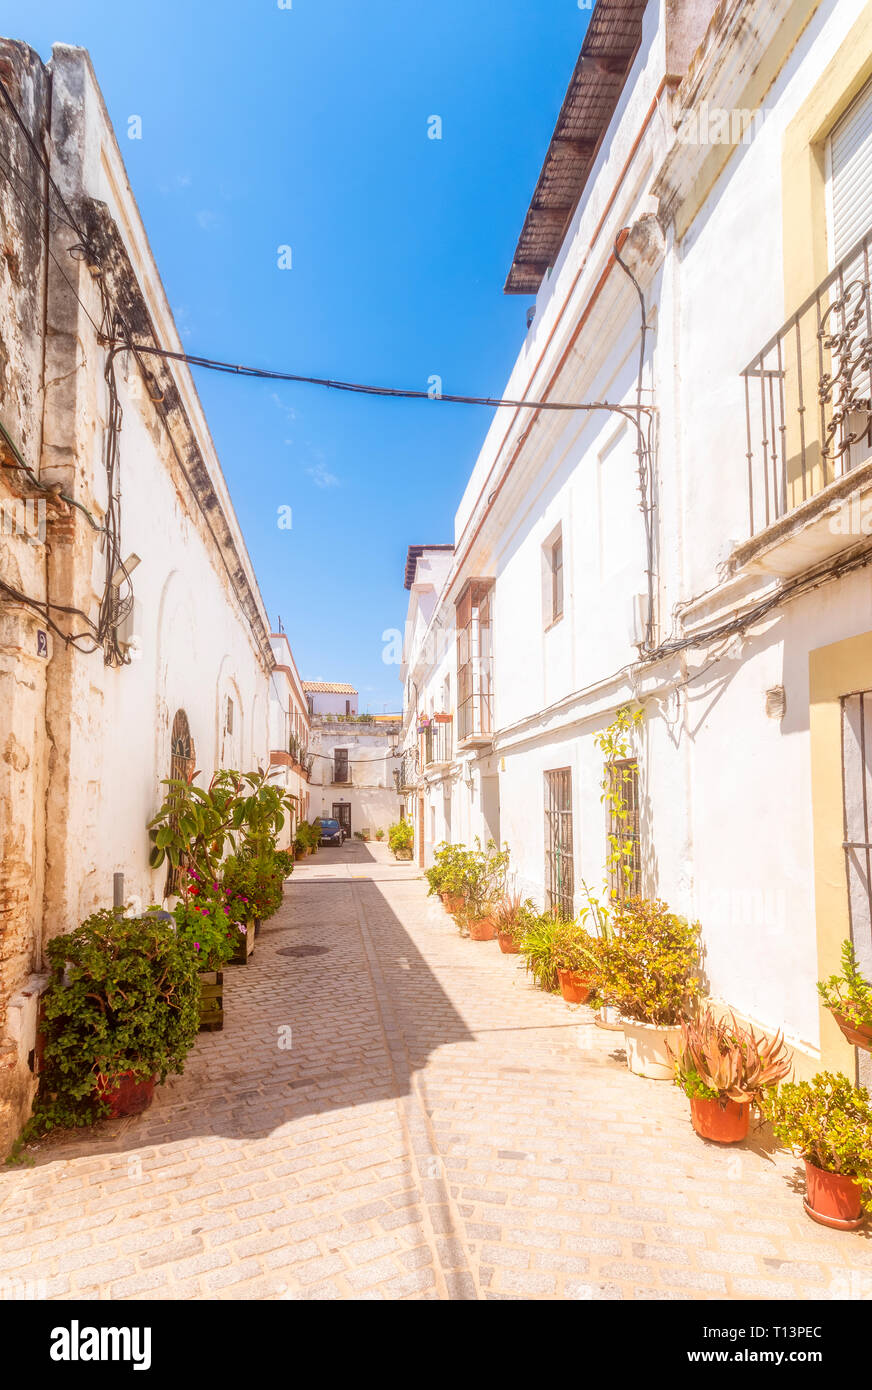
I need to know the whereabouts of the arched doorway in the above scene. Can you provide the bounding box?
[166,710,196,896]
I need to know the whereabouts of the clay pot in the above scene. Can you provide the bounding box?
[620,1018,684,1079]
[95,1071,156,1118]
[498,933,520,954]
[689,1095,750,1144]
[469,917,496,942]
[831,1010,872,1053]
[557,969,595,1004]
[443,893,465,915]
[803,1160,865,1230]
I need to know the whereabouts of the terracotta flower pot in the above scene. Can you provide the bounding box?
[689,1095,750,1144]
[803,1159,865,1230]
[498,933,520,954]
[832,1010,872,1053]
[620,1018,684,1079]
[95,1071,156,1118]
[469,917,496,941]
[557,969,595,1004]
[443,893,464,914]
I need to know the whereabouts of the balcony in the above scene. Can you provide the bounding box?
[396,749,418,793]
[734,228,872,578]
[421,716,453,768]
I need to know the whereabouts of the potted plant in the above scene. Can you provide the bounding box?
[578,882,621,1029]
[818,940,872,1052]
[671,1009,792,1143]
[375,828,385,841]
[520,911,564,992]
[389,820,415,860]
[551,919,600,1003]
[764,1073,872,1229]
[493,894,536,954]
[597,898,700,1078]
[461,840,510,939]
[31,910,200,1131]
[175,884,242,1030]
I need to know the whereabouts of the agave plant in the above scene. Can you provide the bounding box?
[671,1008,792,1105]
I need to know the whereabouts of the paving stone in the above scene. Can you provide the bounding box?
[1,844,866,1304]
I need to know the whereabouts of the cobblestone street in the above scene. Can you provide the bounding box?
[2,843,871,1302]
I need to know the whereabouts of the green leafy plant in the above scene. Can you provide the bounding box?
[462,839,510,917]
[147,769,244,883]
[234,770,294,860]
[29,910,200,1134]
[594,706,644,902]
[295,820,320,854]
[550,918,600,975]
[764,1073,872,1206]
[375,828,385,841]
[520,911,572,992]
[389,820,414,854]
[596,897,700,1026]
[671,1008,791,1105]
[817,940,872,1030]
[173,897,242,971]
[425,842,467,897]
[222,853,284,922]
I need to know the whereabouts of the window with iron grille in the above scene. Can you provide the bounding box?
[456,578,494,743]
[544,768,574,918]
[333,747,349,783]
[607,758,641,903]
[841,691,872,1089]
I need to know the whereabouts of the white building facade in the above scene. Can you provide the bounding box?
[0,42,284,1151]
[400,0,872,1085]
[308,717,402,840]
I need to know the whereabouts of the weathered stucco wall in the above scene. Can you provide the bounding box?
[0,40,52,1151]
[0,41,276,1155]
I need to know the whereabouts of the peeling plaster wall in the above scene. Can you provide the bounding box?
[0,42,275,1154]
[0,40,51,1153]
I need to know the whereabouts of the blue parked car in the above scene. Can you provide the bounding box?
[318,817,345,847]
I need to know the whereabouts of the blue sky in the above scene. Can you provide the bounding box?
[6,1,590,711]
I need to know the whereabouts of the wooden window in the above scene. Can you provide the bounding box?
[345,699,351,716]
[544,768,574,918]
[225,696,234,734]
[607,758,641,903]
[550,535,564,624]
[334,747,349,783]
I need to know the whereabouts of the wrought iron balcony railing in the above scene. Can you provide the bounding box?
[396,748,418,793]
[422,717,453,767]
[741,227,872,537]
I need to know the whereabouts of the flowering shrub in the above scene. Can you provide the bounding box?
[173,896,241,970]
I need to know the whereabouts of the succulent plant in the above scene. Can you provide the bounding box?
[671,1007,792,1104]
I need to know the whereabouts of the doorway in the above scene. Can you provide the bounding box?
[333,803,351,840]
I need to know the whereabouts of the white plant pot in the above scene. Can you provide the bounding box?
[594,1004,624,1031]
[620,1018,683,1079]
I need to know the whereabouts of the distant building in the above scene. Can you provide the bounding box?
[307,701,401,839]
[268,634,312,844]
[303,681,358,718]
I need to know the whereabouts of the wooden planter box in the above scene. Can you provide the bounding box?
[198,970,224,1032]
[230,921,255,965]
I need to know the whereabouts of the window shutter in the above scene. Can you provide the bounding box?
[830,78,872,265]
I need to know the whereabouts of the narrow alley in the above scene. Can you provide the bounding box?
[2,847,870,1303]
